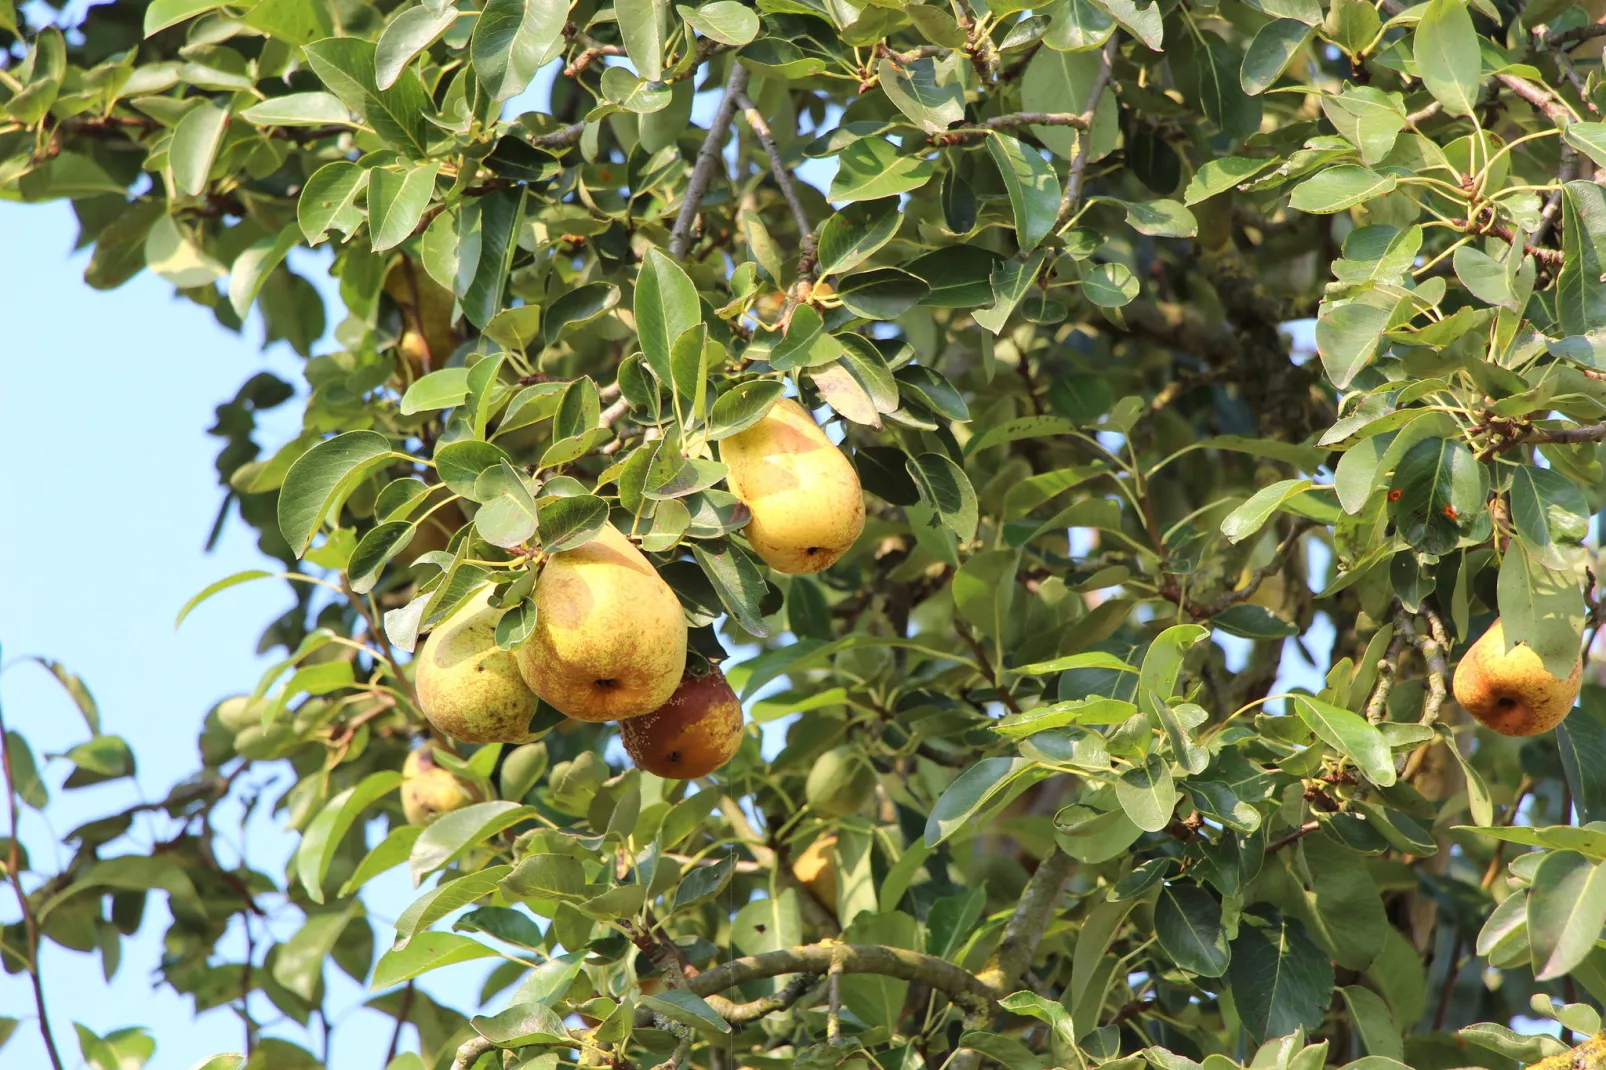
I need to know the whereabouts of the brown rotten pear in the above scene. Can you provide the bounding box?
[517,523,687,721]
[416,586,541,744]
[620,666,744,779]
[720,398,866,574]
[1452,618,1583,737]
[400,746,475,825]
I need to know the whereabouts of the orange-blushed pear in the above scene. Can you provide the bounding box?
[719,398,866,574]
[516,522,687,721]
[1452,617,1583,737]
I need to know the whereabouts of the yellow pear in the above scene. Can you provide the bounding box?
[791,834,838,915]
[517,523,687,721]
[1452,618,1583,737]
[401,746,475,825]
[720,398,866,574]
[416,586,541,743]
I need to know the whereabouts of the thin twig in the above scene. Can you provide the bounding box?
[1267,820,1320,853]
[1365,629,1408,725]
[1054,36,1117,232]
[668,65,752,261]
[452,1035,495,1070]
[0,698,65,1070]
[384,981,414,1066]
[734,90,817,286]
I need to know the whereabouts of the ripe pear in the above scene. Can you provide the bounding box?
[516,523,687,721]
[1452,618,1583,736]
[416,586,541,744]
[401,746,475,825]
[620,666,744,779]
[720,398,866,574]
[791,834,838,914]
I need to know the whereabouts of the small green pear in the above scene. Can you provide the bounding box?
[720,398,865,574]
[401,746,475,825]
[416,586,540,743]
[1452,617,1582,736]
[805,745,877,817]
[517,522,687,721]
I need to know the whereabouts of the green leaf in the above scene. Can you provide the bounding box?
[471,0,567,99]
[341,826,423,897]
[1340,985,1403,1060]
[370,932,499,990]
[170,101,228,198]
[410,802,535,882]
[435,440,513,500]
[144,0,220,34]
[501,853,587,900]
[708,379,785,440]
[376,5,460,91]
[906,452,978,542]
[1291,695,1395,786]
[295,772,403,903]
[228,225,301,318]
[987,133,1062,252]
[1452,244,1516,308]
[1155,883,1230,977]
[616,0,668,81]
[828,138,937,203]
[1559,692,1606,826]
[471,1001,572,1046]
[1316,298,1394,389]
[1241,18,1311,95]
[1043,0,1114,51]
[278,431,396,555]
[835,267,930,321]
[460,188,525,329]
[543,283,620,347]
[1498,541,1585,680]
[1082,262,1139,307]
[926,757,1034,845]
[1565,123,1606,171]
[1227,911,1334,1044]
[1117,753,1178,832]
[1221,479,1312,544]
[1414,0,1480,117]
[536,494,609,552]
[1184,160,1275,208]
[1290,165,1397,213]
[815,198,901,276]
[674,854,736,910]
[298,161,368,245]
[1528,851,1606,980]
[678,1,760,45]
[878,56,964,135]
[1559,181,1606,337]
[1389,436,1486,555]
[641,990,732,1035]
[28,658,102,735]
[691,539,771,636]
[400,368,472,414]
[1509,464,1589,570]
[966,415,1078,455]
[303,37,432,156]
[1321,86,1406,164]
[369,161,441,252]
[636,249,700,384]
[394,866,513,950]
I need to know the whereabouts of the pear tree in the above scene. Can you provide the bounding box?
[11,0,1606,1067]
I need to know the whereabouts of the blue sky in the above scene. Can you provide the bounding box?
[0,199,450,1068]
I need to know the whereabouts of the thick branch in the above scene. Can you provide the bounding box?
[452,1036,494,1070]
[974,847,1074,992]
[668,64,752,260]
[1544,24,1606,50]
[684,943,997,1011]
[1451,215,1564,267]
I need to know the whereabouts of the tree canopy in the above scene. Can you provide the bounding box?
[7,0,1606,1067]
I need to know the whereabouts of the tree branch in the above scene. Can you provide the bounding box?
[1496,71,1575,126]
[974,847,1074,992]
[684,943,997,1012]
[451,1035,494,1070]
[1054,36,1117,231]
[932,111,1093,145]
[734,90,817,281]
[668,64,752,261]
